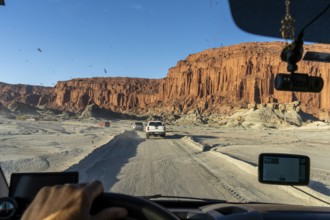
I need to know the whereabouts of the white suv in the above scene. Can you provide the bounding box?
[145,121,166,139]
[132,122,144,131]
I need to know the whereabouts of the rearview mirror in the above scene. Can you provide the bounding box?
[275,73,323,93]
[258,153,310,185]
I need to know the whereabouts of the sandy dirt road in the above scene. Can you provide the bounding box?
[168,126,330,199]
[68,131,315,206]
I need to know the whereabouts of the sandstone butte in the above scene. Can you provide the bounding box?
[1,42,330,119]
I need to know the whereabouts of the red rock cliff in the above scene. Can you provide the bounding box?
[0,82,54,107]
[53,77,160,112]
[1,42,330,118]
[157,42,330,116]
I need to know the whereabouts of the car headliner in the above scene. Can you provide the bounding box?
[229,0,330,44]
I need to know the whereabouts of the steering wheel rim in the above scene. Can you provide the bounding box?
[91,192,179,220]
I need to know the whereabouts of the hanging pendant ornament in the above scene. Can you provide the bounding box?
[280,0,295,41]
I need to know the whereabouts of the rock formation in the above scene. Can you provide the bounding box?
[52,77,160,113]
[157,42,330,117]
[0,82,54,107]
[1,42,330,119]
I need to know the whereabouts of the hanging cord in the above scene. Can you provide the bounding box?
[299,1,330,36]
[281,2,330,73]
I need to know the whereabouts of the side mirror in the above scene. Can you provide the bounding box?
[258,153,310,185]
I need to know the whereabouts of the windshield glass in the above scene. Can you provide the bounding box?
[0,0,330,207]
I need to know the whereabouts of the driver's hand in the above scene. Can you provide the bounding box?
[22,180,128,220]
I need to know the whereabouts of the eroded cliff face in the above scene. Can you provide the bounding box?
[157,42,330,116]
[0,82,54,107]
[53,77,160,112]
[1,42,330,118]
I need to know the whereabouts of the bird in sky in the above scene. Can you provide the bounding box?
[37,48,42,52]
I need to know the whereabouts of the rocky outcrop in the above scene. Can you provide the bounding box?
[7,102,41,115]
[0,82,54,107]
[157,42,330,117]
[53,77,160,112]
[1,42,330,119]
[0,103,11,115]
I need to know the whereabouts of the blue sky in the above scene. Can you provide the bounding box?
[0,0,276,86]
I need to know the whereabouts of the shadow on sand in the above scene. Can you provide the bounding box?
[309,180,330,196]
[66,131,144,191]
[162,134,185,140]
[163,133,219,140]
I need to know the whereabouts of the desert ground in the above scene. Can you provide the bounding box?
[0,115,329,206]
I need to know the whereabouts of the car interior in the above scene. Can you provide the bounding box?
[0,0,330,219]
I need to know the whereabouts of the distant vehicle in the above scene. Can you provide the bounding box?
[132,122,144,131]
[98,121,110,127]
[145,121,166,139]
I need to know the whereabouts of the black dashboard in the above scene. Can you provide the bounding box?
[153,200,330,220]
[1,172,330,220]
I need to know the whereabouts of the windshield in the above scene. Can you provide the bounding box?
[0,0,330,207]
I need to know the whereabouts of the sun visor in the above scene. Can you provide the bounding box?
[229,0,330,44]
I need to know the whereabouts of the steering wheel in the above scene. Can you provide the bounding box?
[91,192,179,220]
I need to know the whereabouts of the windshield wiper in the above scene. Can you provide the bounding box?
[140,195,283,205]
[139,194,227,203]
